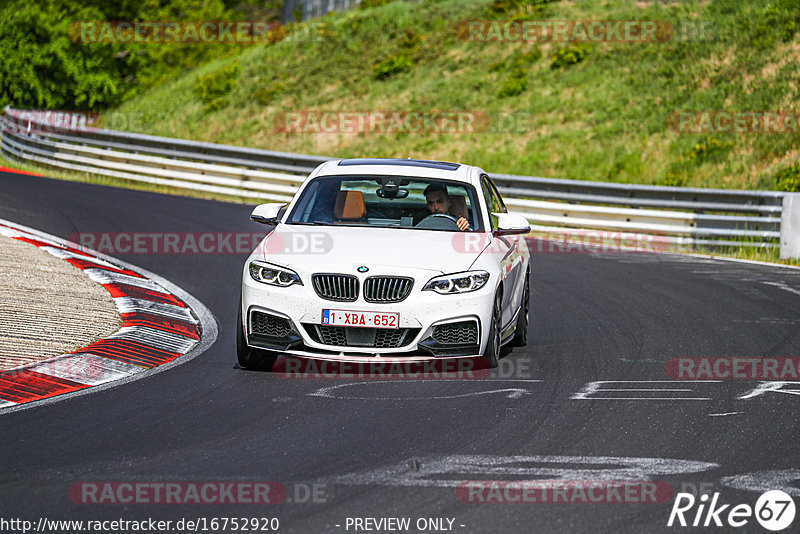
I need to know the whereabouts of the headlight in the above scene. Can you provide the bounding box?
[249,261,302,287]
[422,271,490,294]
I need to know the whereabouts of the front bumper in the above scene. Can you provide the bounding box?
[241,265,494,361]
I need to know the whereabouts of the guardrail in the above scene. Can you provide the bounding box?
[1,106,795,256]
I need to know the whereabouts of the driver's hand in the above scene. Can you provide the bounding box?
[456,217,470,231]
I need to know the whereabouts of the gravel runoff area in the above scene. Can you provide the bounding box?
[0,234,121,370]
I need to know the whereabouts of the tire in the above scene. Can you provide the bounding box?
[482,291,502,368]
[236,297,277,371]
[512,272,530,347]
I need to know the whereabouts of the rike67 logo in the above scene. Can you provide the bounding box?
[668,490,796,531]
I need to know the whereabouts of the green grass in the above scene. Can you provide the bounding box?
[681,247,800,267]
[104,0,800,191]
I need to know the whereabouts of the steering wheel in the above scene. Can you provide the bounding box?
[415,213,461,230]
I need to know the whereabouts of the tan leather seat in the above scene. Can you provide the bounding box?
[448,195,469,219]
[334,190,366,220]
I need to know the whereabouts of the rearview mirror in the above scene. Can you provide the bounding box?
[493,212,530,236]
[376,177,410,199]
[376,188,409,199]
[250,203,287,225]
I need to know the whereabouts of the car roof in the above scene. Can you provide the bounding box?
[309,158,484,185]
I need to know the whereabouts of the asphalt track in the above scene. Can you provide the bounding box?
[1,170,799,533]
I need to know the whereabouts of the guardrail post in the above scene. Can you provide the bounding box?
[780,193,800,259]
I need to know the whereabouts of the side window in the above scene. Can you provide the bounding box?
[292,180,321,222]
[487,177,508,214]
[480,175,505,230]
[480,177,497,230]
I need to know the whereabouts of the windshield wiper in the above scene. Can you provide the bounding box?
[288,221,331,226]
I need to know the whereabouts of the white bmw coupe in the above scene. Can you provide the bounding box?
[238,158,531,370]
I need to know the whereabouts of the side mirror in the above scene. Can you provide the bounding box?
[250,203,287,225]
[493,212,530,236]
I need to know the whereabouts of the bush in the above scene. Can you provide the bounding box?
[254,81,287,105]
[373,54,414,80]
[193,62,240,112]
[498,67,528,97]
[496,48,540,97]
[735,0,800,49]
[687,137,732,164]
[0,1,136,110]
[510,48,543,68]
[775,163,800,192]
[551,42,593,69]
[660,172,686,187]
[0,0,269,111]
[399,28,420,49]
[265,25,286,45]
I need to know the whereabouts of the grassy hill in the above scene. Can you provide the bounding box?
[105,0,800,191]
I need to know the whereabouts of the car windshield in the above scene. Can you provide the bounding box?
[285,175,484,232]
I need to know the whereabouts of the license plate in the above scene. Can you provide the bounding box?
[322,309,399,329]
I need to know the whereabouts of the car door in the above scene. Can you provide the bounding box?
[481,175,524,329]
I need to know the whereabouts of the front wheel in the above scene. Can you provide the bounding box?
[481,291,502,368]
[237,298,277,371]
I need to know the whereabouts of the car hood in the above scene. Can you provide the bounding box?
[258,225,486,274]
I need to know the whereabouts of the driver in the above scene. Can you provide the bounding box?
[424,184,470,231]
